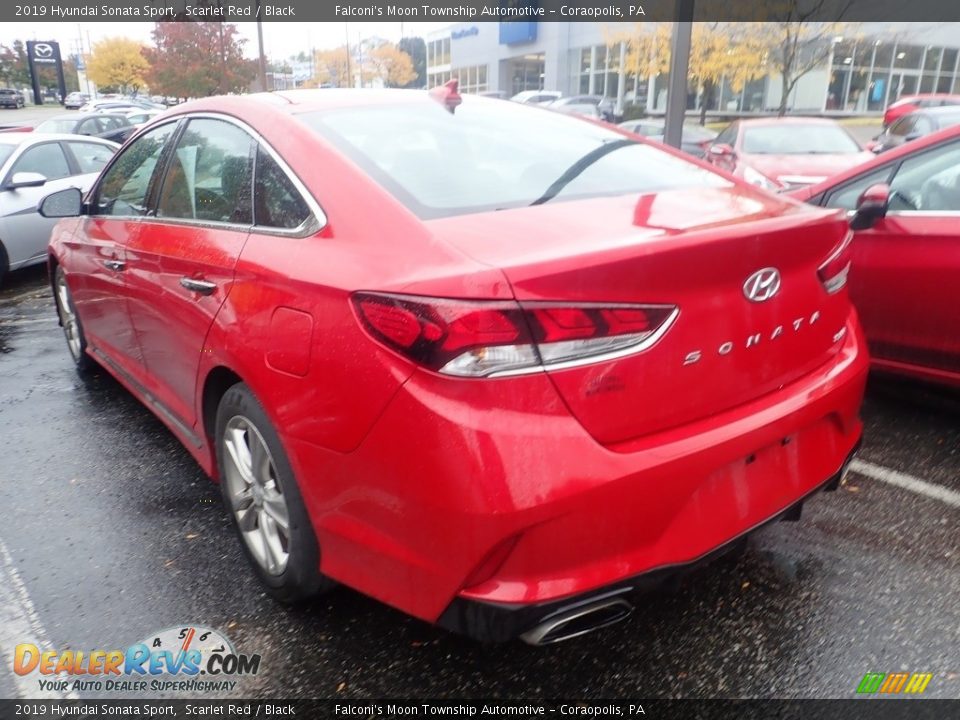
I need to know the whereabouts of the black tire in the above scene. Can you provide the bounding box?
[53,264,94,374]
[215,383,333,602]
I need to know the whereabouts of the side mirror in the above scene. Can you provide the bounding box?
[709,143,735,159]
[7,171,47,189]
[850,183,889,231]
[38,187,83,218]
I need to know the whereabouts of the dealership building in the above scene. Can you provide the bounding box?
[425,22,960,114]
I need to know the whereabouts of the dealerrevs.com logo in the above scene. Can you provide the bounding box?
[14,625,260,694]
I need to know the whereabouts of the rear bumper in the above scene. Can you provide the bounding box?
[436,441,859,643]
[291,314,868,632]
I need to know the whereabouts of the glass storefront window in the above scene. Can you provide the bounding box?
[846,70,869,111]
[924,47,942,72]
[873,43,895,69]
[894,46,924,69]
[943,48,959,73]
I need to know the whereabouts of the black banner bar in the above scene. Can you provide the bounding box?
[4,0,960,23]
[1,700,959,720]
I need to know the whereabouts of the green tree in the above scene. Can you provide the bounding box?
[145,22,256,98]
[397,37,425,89]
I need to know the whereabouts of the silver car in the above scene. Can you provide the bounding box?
[0,132,118,284]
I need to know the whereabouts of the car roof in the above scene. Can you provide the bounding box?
[0,131,118,146]
[797,123,960,197]
[738,117,841,128]
[892,93,960,104]
[915,105,960,117]
[169,89,485,117]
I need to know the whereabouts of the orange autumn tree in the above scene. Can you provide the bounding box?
[610,23,768,124]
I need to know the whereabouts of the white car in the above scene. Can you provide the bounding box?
[123,108,163,126]
[510,90,562,105]
[0,132,118,284]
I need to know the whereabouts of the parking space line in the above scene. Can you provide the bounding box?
[851,459,960,509]
[0,538,77,700]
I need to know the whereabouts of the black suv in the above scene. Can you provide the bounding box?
[0,88,25,109]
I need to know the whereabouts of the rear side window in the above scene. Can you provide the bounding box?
[300,99,728,219]
[890,116,914,137]
[10,143,70,181]
[254,146,311,229]
[156,118,254,224]
[95,122,177,217]
[77,118,100,136]
[67,142,115,174]
[714,122,738,146]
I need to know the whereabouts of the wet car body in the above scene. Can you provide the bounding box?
[46,90,867,643]
[706,118,874,192]
[791,124,960,388]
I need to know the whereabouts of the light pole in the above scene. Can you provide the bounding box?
[664,0,694,150]
[255,0,267,91]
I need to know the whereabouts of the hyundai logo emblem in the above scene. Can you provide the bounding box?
[34,44,54,58]
[743,268,781,302]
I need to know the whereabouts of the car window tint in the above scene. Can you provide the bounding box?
[254,146,311,229]
[77,119,98,135]
[890,116,914,137]
[95,122,177,217]
[824,167,895,210]
[714,122,737,146]
[303,101,728,220]
[11,143,70,180]
[889,140,960,212]
[741,124,861,154]
[157,118,254,224]
[67,142,116,174]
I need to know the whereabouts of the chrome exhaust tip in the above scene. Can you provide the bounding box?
[520,596,634,646]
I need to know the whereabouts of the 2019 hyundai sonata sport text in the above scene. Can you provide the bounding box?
[43,88,868,644]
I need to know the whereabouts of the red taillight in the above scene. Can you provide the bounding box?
[352,292,677,378]
[818,232,853,294]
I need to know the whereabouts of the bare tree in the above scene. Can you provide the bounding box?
[760,0,856,116]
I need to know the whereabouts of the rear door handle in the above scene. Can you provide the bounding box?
[103,259,125,271]
[179,277,217,296]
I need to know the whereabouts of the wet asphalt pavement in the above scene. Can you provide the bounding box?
[1,265,957,700]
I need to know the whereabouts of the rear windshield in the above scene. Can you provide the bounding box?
[742,124,862,154]
[299,98,729,219]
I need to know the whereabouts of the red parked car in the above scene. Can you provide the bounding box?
[883,93,960,128]
[790,124,960,388]
[706,118,874,192]
[42,90,867,644]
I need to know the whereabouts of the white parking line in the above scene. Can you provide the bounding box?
[0,538,77,700]
[850,459,960,509]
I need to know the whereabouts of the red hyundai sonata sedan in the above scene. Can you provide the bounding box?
[43,89,867,644]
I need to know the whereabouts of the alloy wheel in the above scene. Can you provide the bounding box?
[221,415,291,576]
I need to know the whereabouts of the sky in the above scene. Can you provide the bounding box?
[0,21,450,62]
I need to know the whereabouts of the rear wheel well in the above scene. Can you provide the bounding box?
[47,254,58,300]
[0,240,8,280]
[202,367,243,467]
